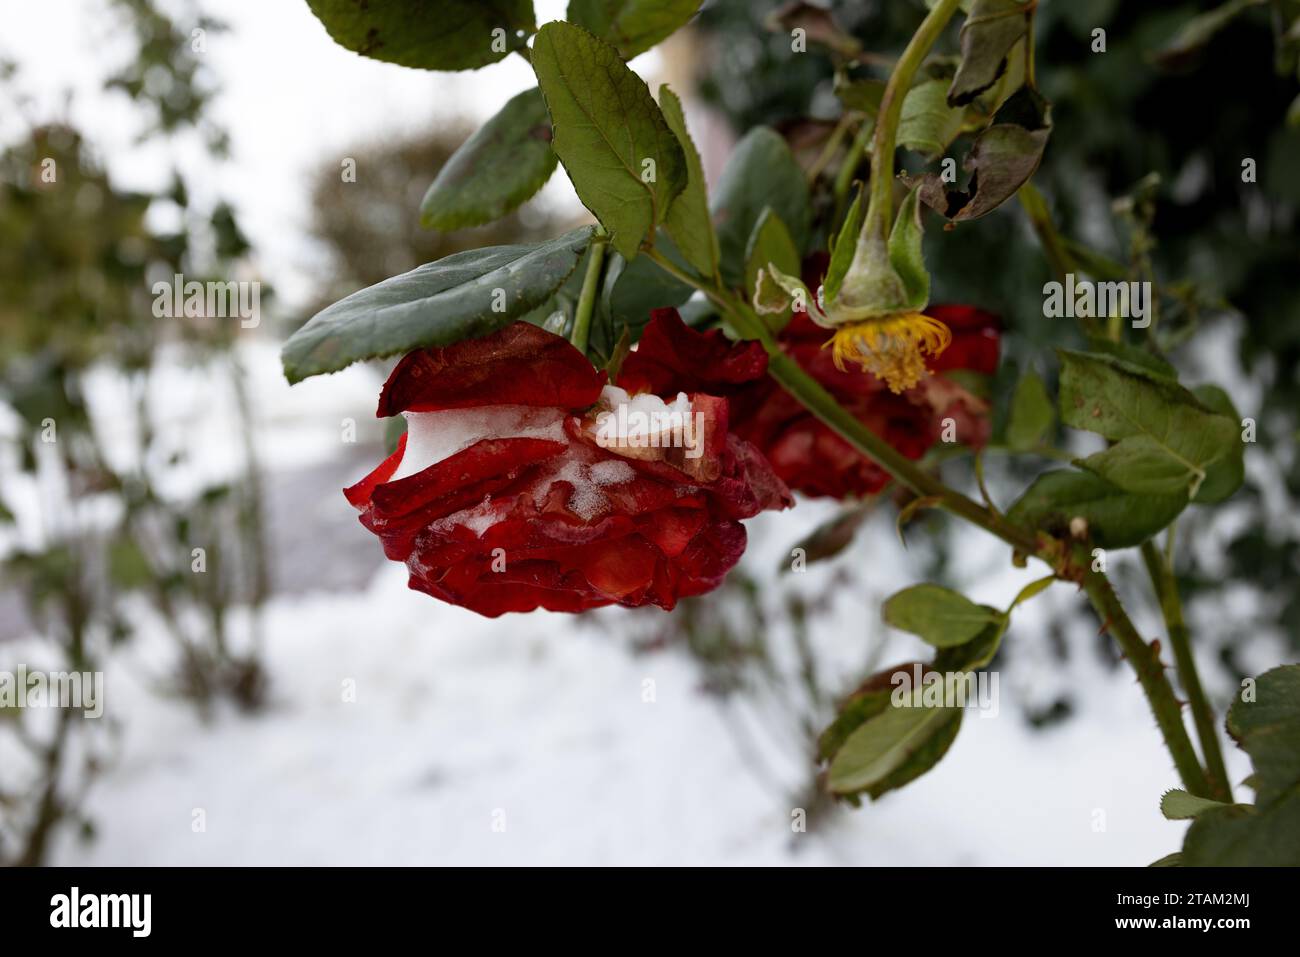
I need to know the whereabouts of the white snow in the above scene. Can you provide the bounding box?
[392,406,568,481]
[30,537,1238,866]
[593,385,697,454]
[598,386,693,436]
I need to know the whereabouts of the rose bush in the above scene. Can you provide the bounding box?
[284,0,1297,864]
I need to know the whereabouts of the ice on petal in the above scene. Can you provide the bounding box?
[431,495,500,537]
[589,459,635,486]
[594,385,695,447]
[391,405,567,481]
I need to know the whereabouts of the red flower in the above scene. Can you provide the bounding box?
[344,318,790,617]
[733,303,1001,500]
[605,303,998,500]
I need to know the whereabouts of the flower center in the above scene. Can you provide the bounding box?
[824,312,952,393]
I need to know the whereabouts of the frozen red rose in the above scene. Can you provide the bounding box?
[344,318,791,617]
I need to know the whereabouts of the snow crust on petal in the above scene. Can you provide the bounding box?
[392,405,568,481]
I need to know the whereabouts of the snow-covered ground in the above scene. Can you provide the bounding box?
[33,551,1225,867]
[4,340,1244,866]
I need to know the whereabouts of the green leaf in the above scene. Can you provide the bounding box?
[601,240,693,337]
[1190,385,1245,504]
[305,0,535,71]
[910,86,1050,222]
[932,618,1006,672]
[1182,665,1300,865]
[659,85,720,280]
[1161,789,1231,820]
[899,78,967,159]
[1059,350,1237,499]
[711,127,810,288]
[516,240,598,342]
[532,21,687,260]
[1153,0,1268,70]
[884,583,1004,648]
[1225,665,1300,807]
[835,76,885,115]
[864,707,963,799]
[1006,469,1187,549]
[281,227,592,383]
[566,0,702,59]
[744,209,800,330]
[824,184,864,302]
[1183,798,1300,865]
[753,264,811,319]
[948,0,1033,106]
[420,88,557,230]
[820,683,892,763]
[887,185,929,308]
[828,700,961,796]
[1083,337,1178,380]
[1005,369,1053,451]
[1065,241,1131,282]
[1006,574,1054,612]
[1149,852,1183,867]
[1077,436,1229,500]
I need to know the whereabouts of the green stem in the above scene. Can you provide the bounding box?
[1017,183,1105,338]
[832,116,874,224]
[809,112,855,186]
[1081,558,1212,797]
[1018,183,1075,282]
[861,0,963,243]
[570,229,607,356]
[1141,538,1232,801]
[765,349,1034,554]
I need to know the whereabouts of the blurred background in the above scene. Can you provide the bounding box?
[0,0,1295,866]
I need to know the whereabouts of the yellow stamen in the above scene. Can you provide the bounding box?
[826,312,952,393]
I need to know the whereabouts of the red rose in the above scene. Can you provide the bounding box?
[344,317,791,617]
[622,303,1000,501]
[733,304,1001,500]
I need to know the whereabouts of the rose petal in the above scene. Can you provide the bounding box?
[617,308,768,397]
[377,323,606,417]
